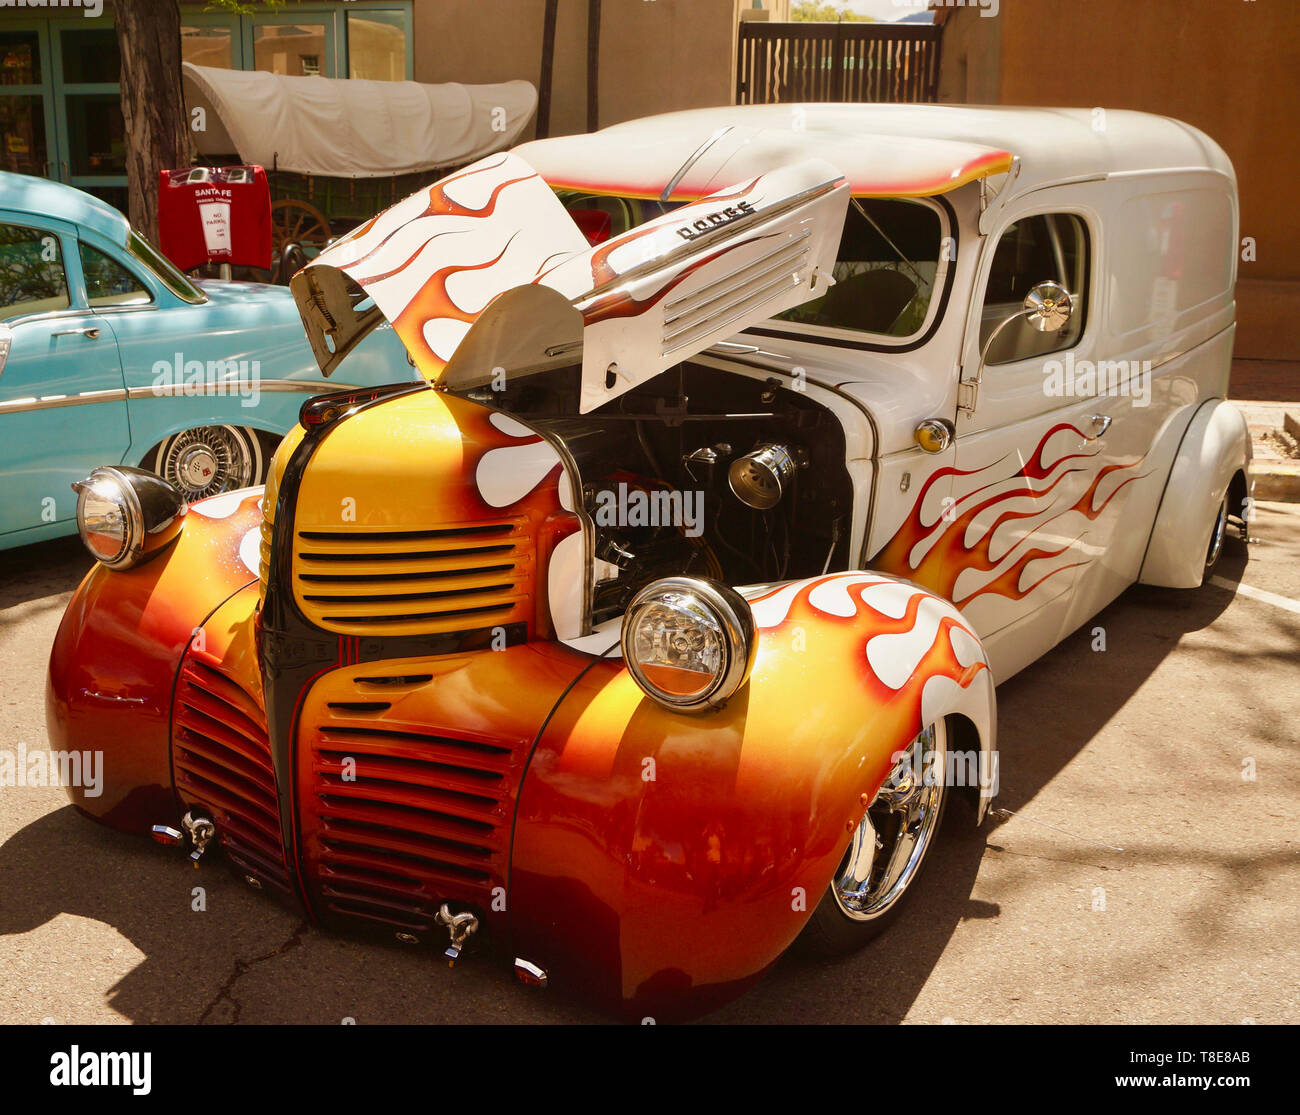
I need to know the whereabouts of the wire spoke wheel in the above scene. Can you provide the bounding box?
[155,425,259,501]
[833,719,948,922]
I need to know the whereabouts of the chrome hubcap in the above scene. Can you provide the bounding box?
[834,721,947,922]
[177,445,219,490]
[160,426,253,500]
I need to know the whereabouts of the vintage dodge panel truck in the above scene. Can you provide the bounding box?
[48,105,1250,1018]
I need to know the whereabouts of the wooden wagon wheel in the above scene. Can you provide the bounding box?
[270,199,331,254]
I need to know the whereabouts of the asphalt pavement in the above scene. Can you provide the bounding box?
[0,505,1296,1024]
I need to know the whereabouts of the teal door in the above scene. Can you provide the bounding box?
[0,219,129,538]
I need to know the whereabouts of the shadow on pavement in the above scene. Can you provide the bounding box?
[0,536,91,611]
[0,537,1250,1023]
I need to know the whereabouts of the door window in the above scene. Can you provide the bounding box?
[0,223,69,320]
[979,213,1088,365]
[79,242,151,308]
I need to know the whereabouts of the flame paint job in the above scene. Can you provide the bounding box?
[46,491,264,830]
[300,154,589,380]
[873,423,1146,608]
[287,390,580,639]
[517,125,1014,201]
[509,570,992,1015]
[296,153,848,414]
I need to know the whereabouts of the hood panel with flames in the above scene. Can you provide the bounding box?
[290,152,849,413]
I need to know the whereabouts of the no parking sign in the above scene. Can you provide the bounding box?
[158,165,271,271]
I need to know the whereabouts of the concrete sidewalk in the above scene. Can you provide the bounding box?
[1230,359,1299,502]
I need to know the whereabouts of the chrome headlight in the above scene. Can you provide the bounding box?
[71,466,187,570]
[620,576,757,713]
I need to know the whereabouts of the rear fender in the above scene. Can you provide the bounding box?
[1139,399,1252,588]
[509,570,996,1016]
[45,489,264,831]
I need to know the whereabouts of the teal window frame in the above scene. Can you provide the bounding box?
[0,22,59,179]
[179,2,413,80]
[50,16,126,195]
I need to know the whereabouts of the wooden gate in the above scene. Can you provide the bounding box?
[736,22,942,105]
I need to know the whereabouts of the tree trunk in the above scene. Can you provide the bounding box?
[114,0,188,243]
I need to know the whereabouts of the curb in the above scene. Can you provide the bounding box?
[1253,462,1300,504]
[1231,399,1300,504]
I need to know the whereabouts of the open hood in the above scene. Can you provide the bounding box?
[291,152,849,413]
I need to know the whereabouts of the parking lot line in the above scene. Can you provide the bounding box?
[1208,575,1300,616]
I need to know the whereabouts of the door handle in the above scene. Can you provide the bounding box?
[52,326,101,339]
[1088,413,1112,437]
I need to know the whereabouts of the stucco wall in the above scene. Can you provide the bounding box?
[414,0,735,141]
[938,0,1299,360]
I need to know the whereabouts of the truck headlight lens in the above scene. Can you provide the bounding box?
[621,577,757,713]
[72,466,186,570]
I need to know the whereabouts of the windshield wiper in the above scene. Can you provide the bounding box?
[852,197,931,292]
[657,126,734,213]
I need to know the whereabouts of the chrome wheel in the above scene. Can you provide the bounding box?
[833,720,947,922]
[1205,496,1228,569]
[155,425,260,500]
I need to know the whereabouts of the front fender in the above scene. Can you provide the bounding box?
[45,488,264,831]
[1139,399,1252,588]
[508,571,995,1017]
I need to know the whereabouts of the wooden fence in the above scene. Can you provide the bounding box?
[736,22,943,105]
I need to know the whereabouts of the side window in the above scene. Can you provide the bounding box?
[979,213,1088,365]
[79,242,152,308]
[0,223,70,321]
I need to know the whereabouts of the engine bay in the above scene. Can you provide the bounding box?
[457,361,854,626]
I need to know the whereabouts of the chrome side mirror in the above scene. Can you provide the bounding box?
[0,323,11,379]
[959,280,1076,416]
[1022,280,1073,333]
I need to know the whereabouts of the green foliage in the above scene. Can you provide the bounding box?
[791,2,874,21]
[204,0,285,15]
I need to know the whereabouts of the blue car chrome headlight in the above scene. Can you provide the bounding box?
[71,466,187,570]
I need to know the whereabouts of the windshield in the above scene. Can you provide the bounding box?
[775,197,945,340]
[127,231,207,305]
[555,190,946,343]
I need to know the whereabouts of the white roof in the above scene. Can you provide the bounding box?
[183,63,537,178]
[514,103,1234,200]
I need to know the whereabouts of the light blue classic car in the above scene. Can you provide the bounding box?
[0,171,415,550]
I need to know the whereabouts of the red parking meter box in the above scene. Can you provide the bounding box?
[158,165,271,270]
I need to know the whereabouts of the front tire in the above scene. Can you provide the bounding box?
[799,719,949,958]
[152,425,263,501]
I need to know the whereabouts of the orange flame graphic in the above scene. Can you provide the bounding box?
[874,422,1147,606]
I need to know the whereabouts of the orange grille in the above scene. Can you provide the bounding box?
[171,657,292,898]
[290,522,535,637]
[298,684,528,934]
